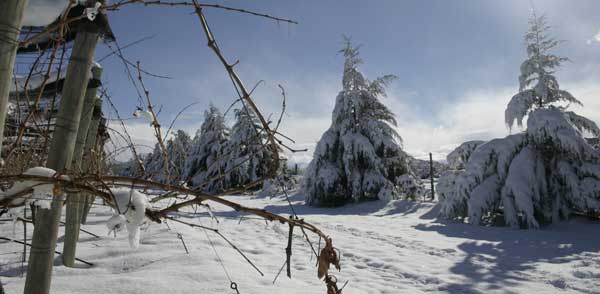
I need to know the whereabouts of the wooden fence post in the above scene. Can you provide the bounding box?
[62,64,103,267]
[24,21,99,294]
[0,0,28,161]
[79,97,103,224]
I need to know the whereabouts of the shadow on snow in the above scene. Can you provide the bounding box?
[415,215,600,294]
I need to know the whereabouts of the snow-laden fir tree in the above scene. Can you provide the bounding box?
[302,39,413,206]
[144,130,191,184]
[183,104,229,192]
[222,107,275,189]
[446,141,485,170]
[438,13,600,228]
[437,141,485,206]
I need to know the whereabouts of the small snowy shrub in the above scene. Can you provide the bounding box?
[397,174,424,200]
[438,14,600,228]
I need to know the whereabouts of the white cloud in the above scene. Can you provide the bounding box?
[563,80,600,126]
[106,120,162,162]
[392,87,514,161]
[110,79,600,166]
[397,80,600,162]
[281,85,516,164]
[593,30,600,44]
[586,30,600,45]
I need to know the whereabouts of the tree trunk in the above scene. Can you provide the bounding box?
[0,0,27,161]
[79,97,103,224]
[62,64,102,267]
[429,152,435,201]
[24,23,99,294]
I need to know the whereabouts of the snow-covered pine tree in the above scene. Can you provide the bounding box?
[302,38,413,206]
[222,107,275,189]
[436,141,485,211]
[183,104,229,192]
[168,130,192,182]
[144,130,191,184]
[446,140,485,170]
[438,13,600,228]
[143,143,163,181]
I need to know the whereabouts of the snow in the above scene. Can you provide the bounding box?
[10,68,67,94]
[108,188,150,250]
[505,90,536,128]
[499,146,543,228]
[0,167,67,212]
[527,108,597,160]
[446,140,485,170]
[2,194,600,293]
[133,108,156,126]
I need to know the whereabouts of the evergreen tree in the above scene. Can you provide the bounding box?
[223,107,275,189]
[143,143,164,181]
[183,104,229,192]
[302,38,412,206]
[438,13,600,228]
[144,130,191,184]
[117,155,145,178]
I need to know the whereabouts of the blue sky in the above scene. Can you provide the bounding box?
[57,0,600,163]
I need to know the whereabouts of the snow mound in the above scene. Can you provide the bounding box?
[106,188,150,250]
[0,167,67,214]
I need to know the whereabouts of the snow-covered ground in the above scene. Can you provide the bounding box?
[2,193,600,293]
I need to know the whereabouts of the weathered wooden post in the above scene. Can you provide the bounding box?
[0,0,28,160]
[24,20,100,294]
[62,64,102,267]
[79,97,103,224]
[429,152,435,201]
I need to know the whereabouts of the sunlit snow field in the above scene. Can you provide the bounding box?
[2,193,600,294]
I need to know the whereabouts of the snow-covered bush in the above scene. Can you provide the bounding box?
[397,174,424,200]
[183,104,229,192]
[302,39,412,206]
[106,188,149,250]
[438,14,600,228]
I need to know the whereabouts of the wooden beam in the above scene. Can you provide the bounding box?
[0,0,28,162]
[24,21,100,294]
